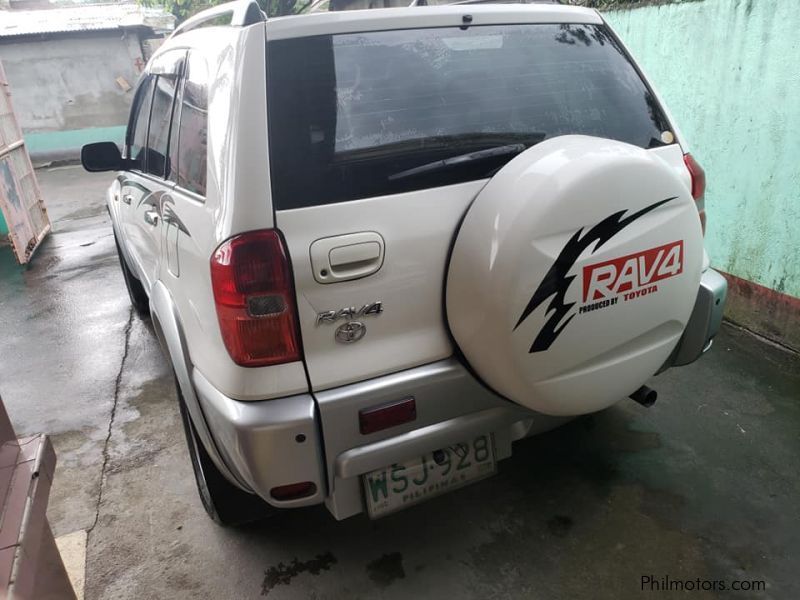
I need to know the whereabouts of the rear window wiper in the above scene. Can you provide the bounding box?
[388,143,528,182]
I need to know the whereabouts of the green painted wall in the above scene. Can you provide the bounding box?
[608,0,800,298]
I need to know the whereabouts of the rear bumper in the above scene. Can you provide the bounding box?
[193,360,566,519]
[192,269,727,520]
[314,360,568,519]
[192,369,328,509]
[668,268,728,367]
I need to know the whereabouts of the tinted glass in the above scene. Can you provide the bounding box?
[128,76,155,167]
[146,75,178,178]
[167,71,183,183]
[267,24,673,209]
[176,52,208,196]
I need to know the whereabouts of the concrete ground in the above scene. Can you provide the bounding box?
[0,165,798,599]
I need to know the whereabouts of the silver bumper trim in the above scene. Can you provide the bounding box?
[193,357,567,519]
[192,369,327,508]
[315,358,567,519]
[671,268,728,366]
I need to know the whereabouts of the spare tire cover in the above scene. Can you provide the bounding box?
[446,136,703,416]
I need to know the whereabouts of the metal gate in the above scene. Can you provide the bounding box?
[0,61,50,264]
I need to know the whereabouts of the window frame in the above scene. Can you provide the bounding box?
[124,51,189,185]
[125,75,156,173]
[166,59,186,185]
[171,49,210,202]
[145,50,187,181]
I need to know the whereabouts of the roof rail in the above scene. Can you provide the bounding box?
[170,0,265,38]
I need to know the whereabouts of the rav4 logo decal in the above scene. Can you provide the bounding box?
[583,240,683,302]
[514,197,677,353]
[316,301,383,325]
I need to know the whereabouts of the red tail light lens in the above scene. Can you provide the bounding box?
[684,153,706,200]
[684,153,706,234]
[210,230,301,367]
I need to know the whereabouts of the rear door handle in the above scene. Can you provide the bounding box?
[143,210,159,226]
[311,232,385,284]
[330,242,381,269]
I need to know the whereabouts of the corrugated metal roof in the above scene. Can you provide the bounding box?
[0,3,176,37]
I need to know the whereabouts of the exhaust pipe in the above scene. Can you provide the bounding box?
[630,385,657,407]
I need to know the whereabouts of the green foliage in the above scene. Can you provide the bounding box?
[138,0,209,22]
[561,0,697,9]
[262,0,312,17]
[139,0,310,22]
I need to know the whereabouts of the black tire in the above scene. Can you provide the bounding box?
[176,384,274,526]
[113,231,149,315]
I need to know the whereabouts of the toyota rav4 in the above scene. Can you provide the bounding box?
[81,0,727,524]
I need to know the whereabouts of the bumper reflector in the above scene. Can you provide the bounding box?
[359,397,417,435]
[270,482,316,501]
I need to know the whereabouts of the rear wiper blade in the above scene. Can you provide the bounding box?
[388,143,527,182]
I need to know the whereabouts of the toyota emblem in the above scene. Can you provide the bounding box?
[335,321,367,344]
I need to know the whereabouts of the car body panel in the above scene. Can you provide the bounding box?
[144,23,308,401]
[277,180,487,392]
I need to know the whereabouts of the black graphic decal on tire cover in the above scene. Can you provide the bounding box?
[514,197,676,353]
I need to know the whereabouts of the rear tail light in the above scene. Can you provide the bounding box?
[683,153,706,234]
[210,229,301,367]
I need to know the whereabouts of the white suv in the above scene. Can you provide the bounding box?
[81,0,727,524]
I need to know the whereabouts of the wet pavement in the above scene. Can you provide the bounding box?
[0,165,798,599]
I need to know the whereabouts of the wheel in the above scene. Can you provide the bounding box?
[113,231,149,315]
[176,383,274,526]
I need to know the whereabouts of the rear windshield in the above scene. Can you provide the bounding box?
[267,23,672,209]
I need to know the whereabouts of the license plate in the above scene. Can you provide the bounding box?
[363,434,496,518]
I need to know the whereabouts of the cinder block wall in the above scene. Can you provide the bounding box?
[608,0,800,349]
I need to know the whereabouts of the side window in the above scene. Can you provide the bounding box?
[127,76,155,168]
[167,71,183,184]
[176,52,209,196]
[146,75,178,179]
